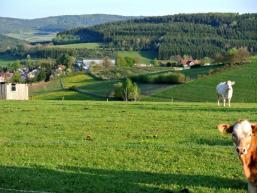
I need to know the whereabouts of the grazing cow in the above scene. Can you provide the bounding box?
[218,120,257,193]
[216,80,235,107]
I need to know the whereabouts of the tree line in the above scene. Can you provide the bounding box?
[6,46,115,59]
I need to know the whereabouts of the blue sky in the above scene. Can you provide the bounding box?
[1,0,257,19]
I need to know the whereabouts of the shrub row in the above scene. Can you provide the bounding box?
[132,72,186,84]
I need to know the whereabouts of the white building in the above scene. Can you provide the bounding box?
[76,59,115,72]
[0,83,29,100]
[82,59,115,66]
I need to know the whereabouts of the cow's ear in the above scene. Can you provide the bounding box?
[251,123,257,134]
[218,124,233,134]
[231,81,236,85]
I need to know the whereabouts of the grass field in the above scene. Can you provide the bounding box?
[0,55,17,67]
[146,57,257,102]
[30,56,255,102]
[117,51,157,64]
[30,73,173,100]
[6,31,57,42]
[181,64,224,80]
[51,43,101,49]
[30,73,115,100]
[0,101,255,193]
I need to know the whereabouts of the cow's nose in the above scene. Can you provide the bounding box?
[236,147,247,155]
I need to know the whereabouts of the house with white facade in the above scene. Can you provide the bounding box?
[75,59,115,71]
[0,83,29,100]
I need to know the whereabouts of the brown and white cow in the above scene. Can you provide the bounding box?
[218,120,257,193]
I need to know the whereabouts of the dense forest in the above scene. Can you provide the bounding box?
[55,13,257,59]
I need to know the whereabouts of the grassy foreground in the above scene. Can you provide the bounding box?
[0,101,256,193]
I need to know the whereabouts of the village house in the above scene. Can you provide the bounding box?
[134,63,152,67]
[0,82,29,100]
[75,59,115,71]
[82,59,115,66]
[180,58,201,69]
[0,72,13,83]
[0,72,29,100]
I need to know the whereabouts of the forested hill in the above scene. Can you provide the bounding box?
[55,13,257,59]
[0,14,138,34]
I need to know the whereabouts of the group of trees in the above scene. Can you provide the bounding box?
[11,47,115,59]
[215,47,250,65]
[113,78,140,101]
[56,13,257,59]
[131,72,186,84]
[116,54,138,67]
[56,54,76,69]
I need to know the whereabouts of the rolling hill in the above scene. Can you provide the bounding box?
[0,14,139,42]
[56,13,257,58]
[29,63,228,101]
[145,57,257,103]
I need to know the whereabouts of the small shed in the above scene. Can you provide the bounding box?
[0,83,29,100]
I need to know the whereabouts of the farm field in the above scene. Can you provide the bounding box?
[0,101,255,193]
[117,51,157,64]
[181,64,224,80]
[29,74,98,100]
[51,43,102,49]
[30,71,174,100]
[28,63,235,101]
[146,57,257,102]
[0,55,17,67]
[6,31,57,43]
[30,73,117,100]
[30,57,256,102]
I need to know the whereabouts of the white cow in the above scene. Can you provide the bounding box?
[216,80,235,107]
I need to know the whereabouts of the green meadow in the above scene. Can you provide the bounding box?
[0,101,255,193]
[146,57,257,103]
[5,52,257,193]
[117,51,157,64]
[51,43,101,49]
[0,55,17,67]
[6,31,57,43]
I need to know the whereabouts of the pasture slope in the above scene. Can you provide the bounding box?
[30,73,116,100]
[30,57,257,102]
[117,51,157,64]
[146,57,257,103]
[0,101,256,193]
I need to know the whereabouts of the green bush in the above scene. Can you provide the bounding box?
[11,71,22,83]
[113,82,123,99]
[37,70,47,82]
[132,72,186,84]
[113,78,140,101]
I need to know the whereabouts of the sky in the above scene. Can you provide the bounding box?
[1,0,257,19]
